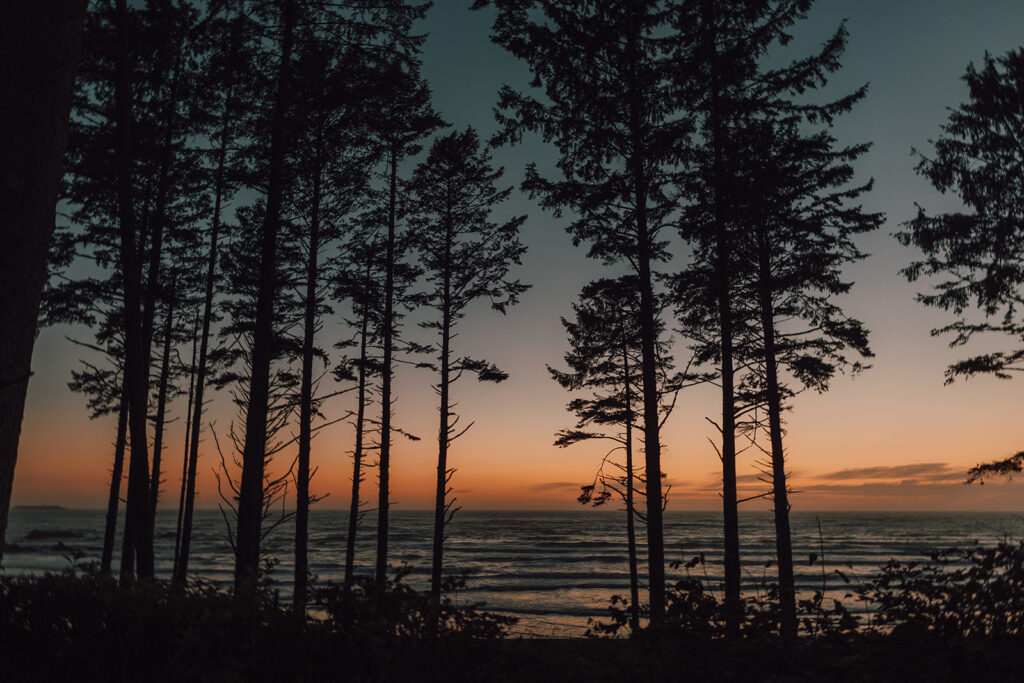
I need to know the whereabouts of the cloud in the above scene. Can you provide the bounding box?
[531,481,583,493]
[815,463,957,482]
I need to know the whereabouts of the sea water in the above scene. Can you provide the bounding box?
[4,508,1023,637]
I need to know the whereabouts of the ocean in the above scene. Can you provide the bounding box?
[4,508,1023,637]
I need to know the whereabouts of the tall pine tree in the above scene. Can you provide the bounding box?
[477,0,690,624]
[407,128,528,613]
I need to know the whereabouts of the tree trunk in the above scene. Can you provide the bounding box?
[343,292,371,596]
[116,0,155,583]
[173,311,199,578]
[101,387,129,572]
[704,0,741,635]
[375,144,398,608]
[235,0,296,590]
[294,104,325,615]
[149,296,176,522]
[430,215,453,611]
[134,39,183,557]
[625,6,665,626]
[623,346,640,636]
[0,0,86,566]
[175,85,232,586]
[756,226,797,638]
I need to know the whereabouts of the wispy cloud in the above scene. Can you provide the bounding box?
[815,463,957,482]
[531,481,582,493]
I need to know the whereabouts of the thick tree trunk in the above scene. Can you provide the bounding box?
[101,388,129,572]
[116,0,155,583]
[375,144,398,608]
[175,87,231,586]
[704,0,741,635]
[756,227,797,638]
[625,11,666,625]
[149,297,176,521]
[235,0,296,589]
[0,0,86,566]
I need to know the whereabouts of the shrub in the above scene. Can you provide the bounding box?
[860,540,1024,640]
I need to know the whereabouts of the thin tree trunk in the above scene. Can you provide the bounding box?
[101,387,129,572]
[343,293,370,595]
[375,144,398,608]
[149,296,176,521]
[756,227,797,638]
[0,0,86,566]
[625,6,665,625]
[704,0,741,635]
[173,311,199,576]
[175,84,232,586]
[115,0,155,583]
[430,216,453,609]
[623,346,640,636]
[294,104,325,615]
[235,0,296,589]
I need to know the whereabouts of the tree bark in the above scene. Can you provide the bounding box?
[175,86,232,586]
[101,387,129,572]
[756,226,797,638]
[294,101,325,614]
[173,311,199,578]
[343,291,371,596]
[149,296,175,522]
[0,0,87,566]
[623,346,640,636]
[375,144,398,609]
[235,0,296,589]
[430,210,453,609]
[625,6,665,626]
[704,0,741,635]
[115,0,155,583]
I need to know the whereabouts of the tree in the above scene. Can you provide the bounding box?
[173,1,253,585]
[550,276,683,636]
[673,0,878,634]
[897,48,1024,498]
[966,451,1024,484]
[54,0,202,578]
[0,0,88,566]
[232,0,299,590]
[230,0,433,592]
[731,111,879,637]
[477,0,690,625]
[407,128,528,614]
[112,0,161,581]
[897,48,1024,379]
[364,54,443,605]
[209,193,306,578]
[332,223,386,600]
[285,33,374,613]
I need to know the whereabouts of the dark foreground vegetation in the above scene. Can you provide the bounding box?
[4,541,1024,682]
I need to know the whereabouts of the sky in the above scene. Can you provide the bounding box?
[12,0,1024,512]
